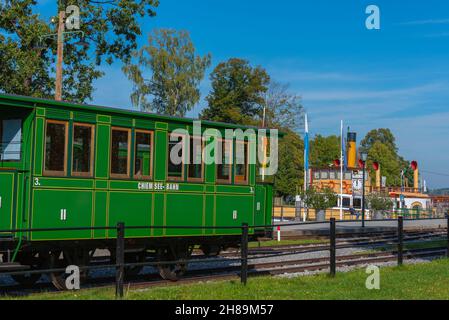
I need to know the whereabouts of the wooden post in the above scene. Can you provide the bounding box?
[330,218,336,277]
[55,10,65,101]
[240,223,249,285]
[397,216,403,266]
[447,214,449,258]
[116,222,125,299]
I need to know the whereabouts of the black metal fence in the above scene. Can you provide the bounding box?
[0,216,448,299]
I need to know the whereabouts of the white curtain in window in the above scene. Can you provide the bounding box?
[1,119,21,160]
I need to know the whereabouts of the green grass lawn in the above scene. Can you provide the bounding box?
[5,258,449,300]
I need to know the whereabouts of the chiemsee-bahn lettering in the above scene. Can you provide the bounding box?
[138,182,179,191]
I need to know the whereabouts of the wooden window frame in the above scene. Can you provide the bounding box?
[216,138,233,185]
[167,132,186,182]
[71,123,95,178]
[110,127,131,179]
[234,140,249,185]
[43,119,68,177]
[134,129,154,180]
[187,136,205,183]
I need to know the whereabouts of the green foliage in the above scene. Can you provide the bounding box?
[360,128,398,153]
[0,0,159,102]
[367,192,394,211]
[310,135,340,168]
[200,58,270,125]
[123,28,211,116]
[300,186,337,210]
[263,81,304,131]
[361,129,413,187]
[274,129,304,197]
[262,82,304,197]
[366,141,403,186]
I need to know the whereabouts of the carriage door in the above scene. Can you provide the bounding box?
[0,172,16,234]
[254,184,273,228]
[254,185,267,227]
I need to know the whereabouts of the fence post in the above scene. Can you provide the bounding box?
[446,214,449,258]
[116,222,125,299]
[241,223,249,285]
[397,216,403,266]
[329,218,336,277]
[281,206,284,222]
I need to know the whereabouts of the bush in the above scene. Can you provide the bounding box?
[300,187,338,211]
[367,193,394,211]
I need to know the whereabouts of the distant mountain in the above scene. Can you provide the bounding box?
[430,188,449,195]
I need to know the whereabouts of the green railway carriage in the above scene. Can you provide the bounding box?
[0,93,274,287]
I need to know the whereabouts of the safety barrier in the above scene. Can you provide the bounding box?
[0,216,448,299]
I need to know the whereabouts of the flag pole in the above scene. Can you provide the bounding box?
[303,114,309,222]
[304,114,308,192]
[340,120,344,221]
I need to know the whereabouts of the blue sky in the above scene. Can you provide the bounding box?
[37,0,449,188]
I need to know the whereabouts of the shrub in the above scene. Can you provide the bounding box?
[367,193,394,211]
[301,187,338,211]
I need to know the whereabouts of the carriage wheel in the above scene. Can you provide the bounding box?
[49,249,90,290]
[125,251,145,278]
[157,246,193,281]
[11,251,43,287]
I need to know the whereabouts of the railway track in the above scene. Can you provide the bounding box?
[217,231,447,258]
[278,228,448,241]
[126,246,448,291]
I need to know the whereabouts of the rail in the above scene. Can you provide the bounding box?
[0,216,448,299]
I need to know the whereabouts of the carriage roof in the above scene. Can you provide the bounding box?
[0,93,281,135]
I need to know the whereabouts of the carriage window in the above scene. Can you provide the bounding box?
[353,198,362,209]
[0,119,22,161]
[188,136,203,182]
[44,120,67,176]
[72,124,94,177]
[110,128,130,178]
[135,130,153,179]
[342,197,351,208]
[167,133,184,181]
[235,141,248,185]
[217,139,232,184]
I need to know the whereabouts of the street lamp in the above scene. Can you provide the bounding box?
[361,152,368,228]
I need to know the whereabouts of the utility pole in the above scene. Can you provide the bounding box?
[55,10,65,101]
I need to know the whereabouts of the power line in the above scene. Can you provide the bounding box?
[421,170,449,177]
